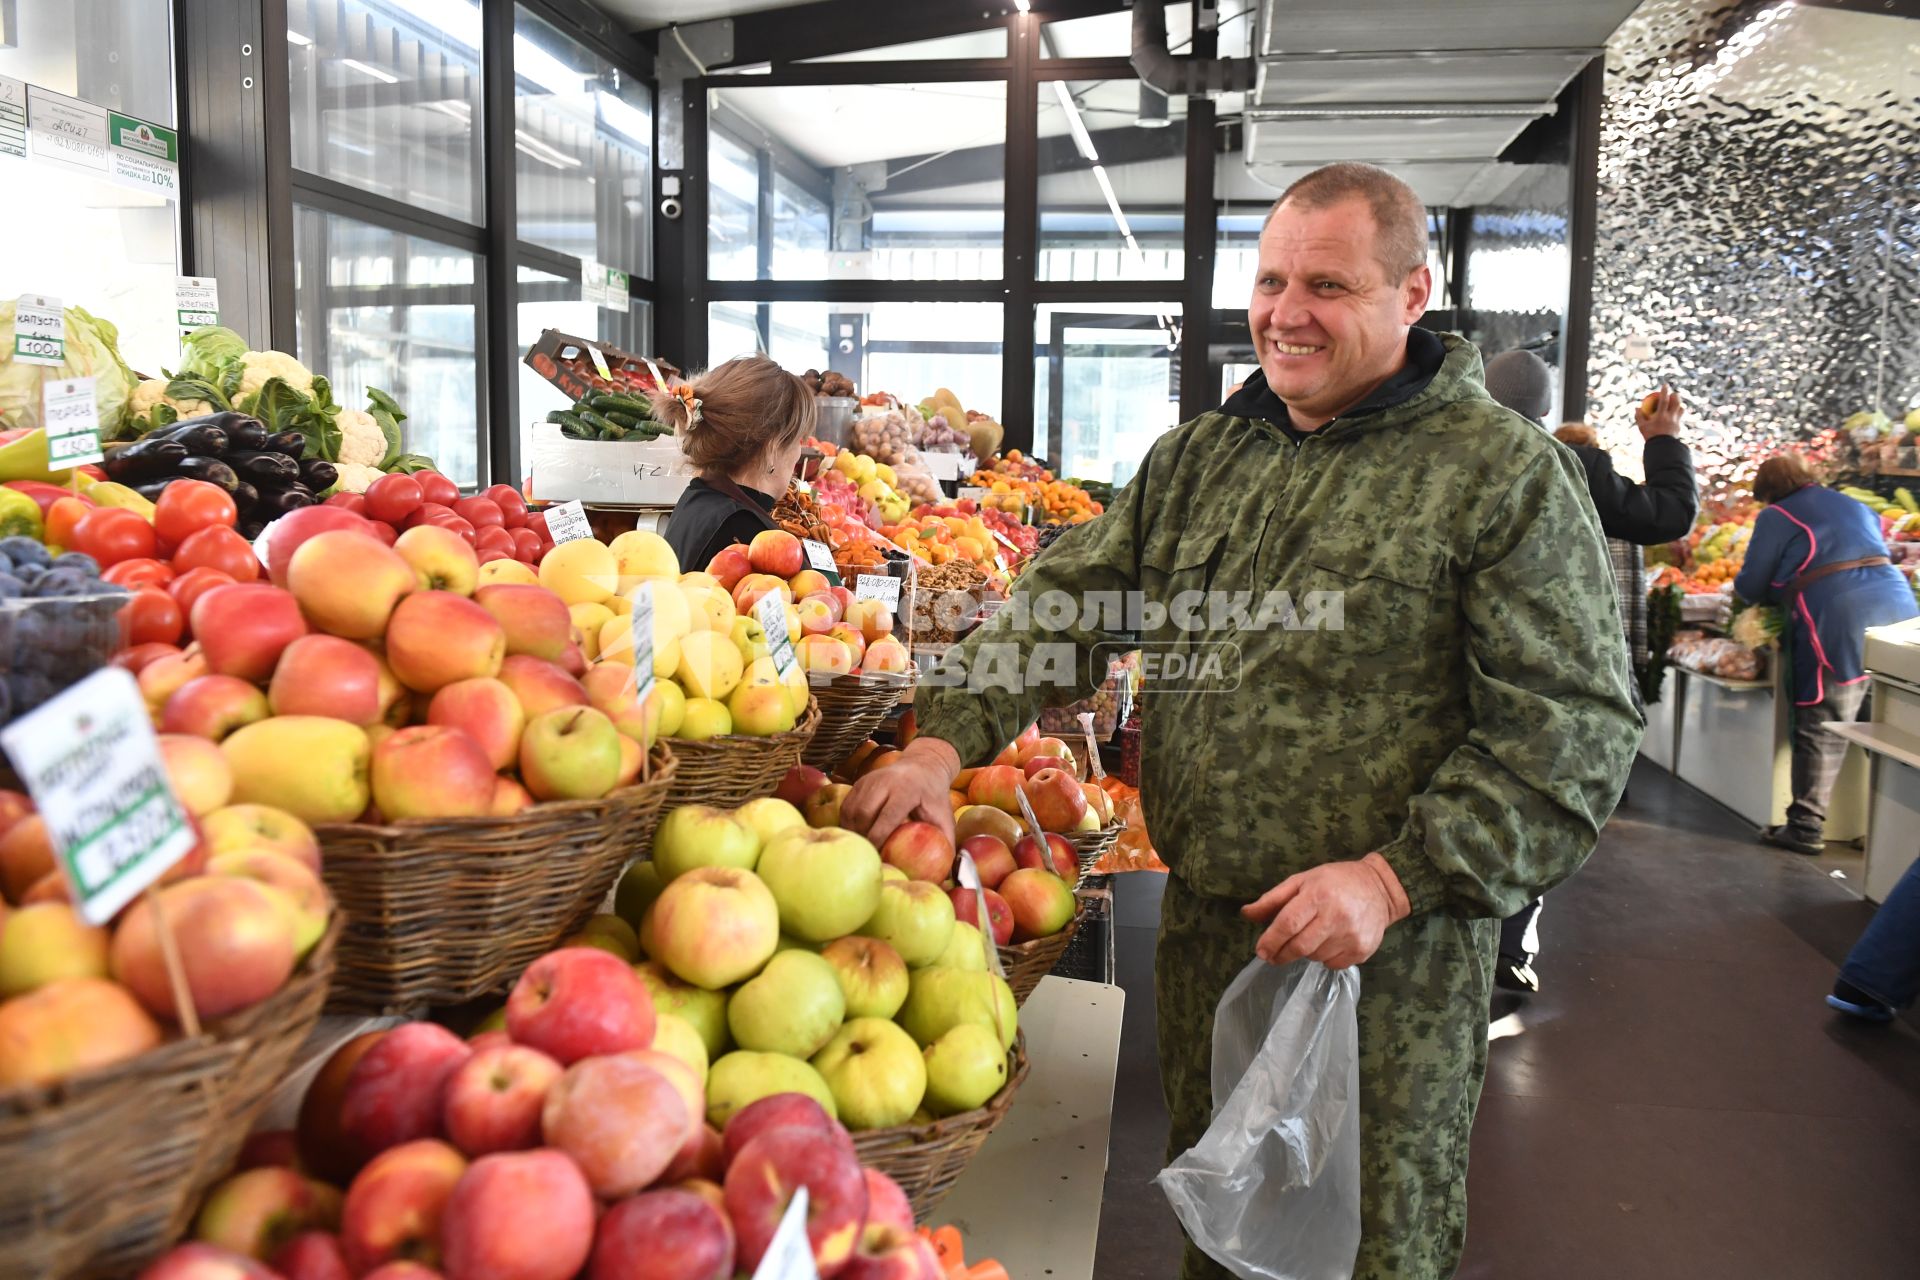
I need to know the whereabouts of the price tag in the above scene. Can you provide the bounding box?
[629,581,656,704]
[580,257,608,308]
[604,268,630,312]
[43,377,103,467]
[175,276,218,340]
[854,574,900,610]
[750,1187,817,1280]
[757,590,799,681]
[1012,787,1065,878]
[957,487,987,504]
[925,453,961,482]
[545,500,593,544]
[802,539,840,584]
[13,294,64,366]
[0,77,26,161]
[1623,334,1655,362]
[587,344,613,381]
[990,528,1020,553]
[956,851,1008,980]
[1077,710,1106,781]
[0,669,198,925]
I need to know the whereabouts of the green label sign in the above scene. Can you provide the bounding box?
[109,113,176,162]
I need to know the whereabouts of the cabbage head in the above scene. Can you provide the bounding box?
[0,300,139,438]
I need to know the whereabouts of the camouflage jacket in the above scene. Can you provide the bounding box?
[917,333,1642,916]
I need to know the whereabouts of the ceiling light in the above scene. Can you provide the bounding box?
[287,30,314,47]
[1052,81,1099,164]
[339,58,399,84]
[1014,0,1031,11]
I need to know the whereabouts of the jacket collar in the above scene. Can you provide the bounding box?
[1222,329,1482,444]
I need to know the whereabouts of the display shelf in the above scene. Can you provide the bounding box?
[1828,721,1920,773]
[936,977,1124,1280]
[1680,668,1772,692]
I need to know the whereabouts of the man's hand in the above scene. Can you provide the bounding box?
[1636,385,1684,440]
[841,737,962,848]
[1242,853,1412,970]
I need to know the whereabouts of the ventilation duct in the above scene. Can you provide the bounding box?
[1131,0,1256,98]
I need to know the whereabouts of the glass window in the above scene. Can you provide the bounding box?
[513,7,652,278]
[1038,81,1185,281]
[0,0,181,376]
[287,0,484,224]
[708,83,1006,281]
[709,304,762,364]
[1034,304,1181,484]
[516,262,651,468]
[294,205,482,488]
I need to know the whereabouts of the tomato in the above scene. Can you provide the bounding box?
[111,642,182,674]
[325,492,369,514]
[119,588,184,648]
[366,520,398,547]
[45,496,90,551]
[453,496,505,530]
[484,484,528,529]
[75,464,107,484]
[169,567,236,621]
[153,479,238,546]
[524,512,550,541]
[72,507,158,566]
[365,474,424,523]
[509,528,543,561]
[102,557,176,590]
[475,526,516,555]
[173,526,262,582]
[477,547,513,565]
[424,510,477,546]
[402,502,453,531]
[415,471,459,507]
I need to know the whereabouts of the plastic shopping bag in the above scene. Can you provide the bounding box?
[1155,958,1362,1280]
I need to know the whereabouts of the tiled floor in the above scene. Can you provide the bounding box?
[1093,759,1920,1279]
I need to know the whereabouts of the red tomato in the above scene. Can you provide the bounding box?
[326,492,370,514]
[75,464,107,483]
[45,496,90,551]
[415,471,459,506]
[173,526,262,582]
[475,526,516,555]
[453,496,505,530]
[365,473,425,523]
[366,520,398,547]
[402,502,453,531]
[72,507,158,566]
[477,547,513,565]
[102,557,176,590]
[119,588,184,648]
[484,485,528,529]
[510,528,543,561]
[169,567,236,621]
[153,479,238,546]
[424,511,477,546]
[111,642,182,674]
[524,511,550,541]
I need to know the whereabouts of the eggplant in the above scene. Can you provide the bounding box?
[264,487,315,515]
[224,419,269,451]
[154,424,229,456]
[229,480,261,513]
[264,430,308,458]
[237,517,266,541]
[102,437,190,481]
[175,457,240,491]
[300,460,338,492]
[226,450,301,484]
[150,410,260,442]
[133,478,174,501]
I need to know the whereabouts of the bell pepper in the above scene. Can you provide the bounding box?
[83,480,158,520]
[0,487,45,541]
[4,479,96,519]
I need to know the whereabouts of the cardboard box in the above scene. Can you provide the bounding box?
[523,329,680,407]
[527,424,696,506]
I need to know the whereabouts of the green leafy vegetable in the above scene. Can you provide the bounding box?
[178,325,248,380]
[367,387,407,470]
[251,376,343,462]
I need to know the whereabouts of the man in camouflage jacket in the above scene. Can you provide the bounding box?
[846,163,1641,1278]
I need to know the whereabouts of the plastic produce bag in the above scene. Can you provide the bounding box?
[1155,958,1362,1280]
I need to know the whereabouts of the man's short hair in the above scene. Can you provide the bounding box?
[1265,163,1430,281]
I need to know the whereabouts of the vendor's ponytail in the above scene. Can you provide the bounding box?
[650,355,816,472]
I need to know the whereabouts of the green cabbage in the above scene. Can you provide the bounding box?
[0,300,139,439]
[178,325,248,380]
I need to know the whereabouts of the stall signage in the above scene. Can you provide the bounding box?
[603,267,629,312]
[107,112,178,198]
[175,277,219,338]
[0,77,26,160]
[0,669,198,925]
[580,258,608,308]
[756,591,799,682]
[854,573,900,609]
[957,486,987,504]
[44,377,103,467]
[802,539,839,583]
[750,1188,816,1280]
[629,582,656,704]
[27,86,109,176]
[545,500,593,544]
[925,452,961,482]
[13,294,64,365]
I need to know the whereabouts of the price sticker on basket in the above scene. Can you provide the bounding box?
[545,500,593,544]
[1013,786,1067,879]
[43,377,103,468]
[0,668,197,925]
[854,573,900,610]
[957,850,1008,981]
[802,538,841,585]
[1077,710,1106,782]
[629,581,656,704]
[751,1187,817,1280]
[13,293,65,366]
[757,590,800,682]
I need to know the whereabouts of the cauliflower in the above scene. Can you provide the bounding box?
[331,462,386,494]
[336,407,387,466]
[129,378,213,424]
[235,350,315,405]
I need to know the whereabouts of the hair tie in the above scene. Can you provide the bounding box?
[672,383,703,427]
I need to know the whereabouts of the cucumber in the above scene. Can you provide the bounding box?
[574,409,622,436]
[601,410,645,430]
[546,409,577,426]
[598,425,627,442]
[555,413,595,440]
[590,393,652,416]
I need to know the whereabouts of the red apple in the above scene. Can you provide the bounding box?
[958,835,1015,889]
[235,1129,301,1171]
[339,1138,466,1274]
[1016,736,1075,771]
[370,725,496,821]
[826,623,868,665]
[426,677,525,772]
[441,1043,563,1157]
[193,1165,340,1261]
[362,1265,442,1280]
[1014,832,1079,884]
[720,1092,853,1166]
[270,1232,353,1280]
[109,877,295,1022]
[788,570,832,602]
[288,530,416,640]
[724,1127,869,1276]
[298,1031,387,1182]
[268,634,383,725]
[1020,755,1069,780]
[264,506,377,587]
[661,1122,727,1185]
[948,885,1014,946]
[137,1243,283,1280]
[440,1150,595,1280]
[965,765,1024,814]
[339,1022,471,1157]
[505,946,656,1065]
[748,529,805,578]
[1022,768,1087,833]
[589,1187,734,1280]
[162,675,271,741]
[843,1235,945,1280]
[731,573,790,615]
[192,584,309,683]
[879,821,954,883]
[497,654,588,718]
[541,1053,696,1197]
[999,867,1077,942]
[860,1169,915,1249]
[475,584,573,662]
[705,545,752,591]
[775,764,831,809]
[384,591,505,694]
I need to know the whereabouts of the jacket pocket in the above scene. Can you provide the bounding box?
[1302,522,1444,655]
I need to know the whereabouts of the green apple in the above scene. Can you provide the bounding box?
[731,615,771,667]
[734,796,807,848]
[678,696,733,740]
[706,1050,838,1129]
[520,705,623,801]
[635,960,732,1059]
[727,950,847,1058]
[651,804,761,881]
[614,859,665,933]
[756,827,883,943]
[880,865,908,883]
[811,1017,926,1131]
[650,1010,710,1083]
[923,1023,1009,1115]
[581,913,639,955]
[933,920,990,972]
[649,866,780,989]
[819,936,910,1019]
[900,967,1018,1050]
[774,934,819,954]
[857,880,956,968]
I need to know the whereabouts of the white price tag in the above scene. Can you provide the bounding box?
[43,378,103,467]
[580,257,608,308]
[756,590,799,681]
[854,574,900,609]
[0,669,198,925]
[0,77,25,160]
[802,539,839,581]
[604,268,629,312]
[956,851,1008,980]
[750,1187,817,1280]
[545,500,593,544]
[1012,787,1061,876]
[1623,334,1655,362]
[175,276,219,337]
[629,581,656,704]
[990,528,1020,553]
[957,487,987,504]
[925,453,962,482]
[27,87,108,176]
[587,344,613,380]
[1077,710,1106,781]
[13,293,64,366]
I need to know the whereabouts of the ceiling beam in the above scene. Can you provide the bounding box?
[878,120,1188,199]
[646,0,1126,69]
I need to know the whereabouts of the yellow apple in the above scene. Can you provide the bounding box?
[677,697,733,741]
[477,558,540,587]
[538,537,618,605]
[221,716,372,824]
[610,529,680,580]
[677,630,745,700]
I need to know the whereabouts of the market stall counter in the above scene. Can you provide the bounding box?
[1828,619,1920,902]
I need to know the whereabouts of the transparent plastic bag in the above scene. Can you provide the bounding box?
[1155,958,1362,1280]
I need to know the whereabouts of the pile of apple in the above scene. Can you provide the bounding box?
[142,944,952,1279]
[129,505,659,828]
[703,529,911,681]
[0,761,331,1090]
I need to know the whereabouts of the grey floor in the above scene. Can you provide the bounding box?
[1093,758,1920,1279]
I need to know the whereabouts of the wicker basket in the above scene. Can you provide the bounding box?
[662,697,821,811]
[315,748,676,1014]
[803,671,914,773]
[998,897,1087,1006]
[0,919,339,1280]
[852,1032,1029,1222]
[1069,820,1124,886]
